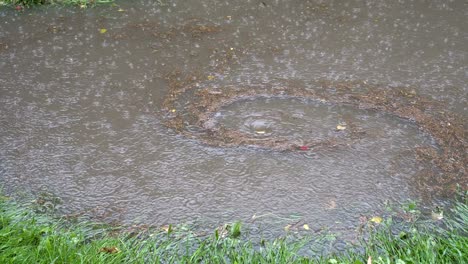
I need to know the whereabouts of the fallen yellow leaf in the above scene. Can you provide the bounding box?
[255,130,266,134]
[370,216,383,224]
[303,224,310,230]
[170,109,176,113]
[284,224,291,231]
[336,125,346,130]
[207,75,215,80]
[99,28,107,34]
[117,8,125,12]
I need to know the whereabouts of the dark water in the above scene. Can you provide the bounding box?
[0,0,466,239]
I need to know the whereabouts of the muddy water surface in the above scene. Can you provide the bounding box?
[0,0,466,239]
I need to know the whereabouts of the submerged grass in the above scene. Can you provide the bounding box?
[0,194,467,263]
[336,200,468,264]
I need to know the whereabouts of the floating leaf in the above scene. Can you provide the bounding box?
[99,28,107,34]
[325,200,337,210]
[336,125,346,130]
[207,75,215,80]
[370,216,383,224]
[431,210,443,221]
[99,247,120,254]
[407,201,417,211]
[303,224,310,230]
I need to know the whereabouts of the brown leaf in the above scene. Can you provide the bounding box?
[325,199,337,210]
[99,246,120,254]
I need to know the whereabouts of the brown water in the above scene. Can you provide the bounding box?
[0,0,466,238]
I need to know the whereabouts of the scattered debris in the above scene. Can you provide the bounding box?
[325,200,337,210]
[370,216,383,224]
[152,16,466,199]
[336,125,346,131]
[160,76,466,197]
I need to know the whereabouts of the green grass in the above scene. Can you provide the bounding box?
[335,200,468,264]
[0,194,466,264]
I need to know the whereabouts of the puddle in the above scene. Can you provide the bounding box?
[215,97,428,146]
[0,0,466,242]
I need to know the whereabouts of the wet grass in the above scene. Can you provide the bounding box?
[0,193,466,264]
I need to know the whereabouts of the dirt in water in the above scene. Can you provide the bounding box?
[0,0,466,244]
[163,72,466,200]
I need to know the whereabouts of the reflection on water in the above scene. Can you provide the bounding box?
[0,0,466,238]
